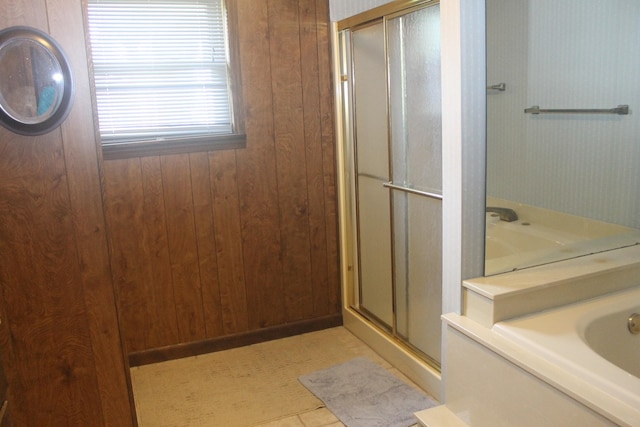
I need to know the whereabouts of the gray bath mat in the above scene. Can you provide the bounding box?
[298,357,438,427]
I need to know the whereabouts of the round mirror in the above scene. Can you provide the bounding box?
[0,26,74,135]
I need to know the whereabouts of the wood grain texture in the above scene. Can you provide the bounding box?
[104,158,181,352]
[160,154,207,343]
[48,0,135,423]
[189,152,224,337]
[0,0,135,425]
[315,0,341,314]
[235,0,286,330]
[300,0,331,317]
[268,0,315,322]
[209,150,249,335]
[0,135,105,425]
[102,0,340,353]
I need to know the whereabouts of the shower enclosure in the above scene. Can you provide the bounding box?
[337,1,442,369]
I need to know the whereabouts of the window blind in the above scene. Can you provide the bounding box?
[86,0,232,144]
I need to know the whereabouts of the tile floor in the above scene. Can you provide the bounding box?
[131,327,424,427]
[253,407,343,427]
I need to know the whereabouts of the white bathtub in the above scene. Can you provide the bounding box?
[493,286,640,426]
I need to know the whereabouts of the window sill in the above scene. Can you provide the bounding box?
[102,133,247,161]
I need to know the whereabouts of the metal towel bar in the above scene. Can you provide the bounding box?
[383,182,442,200]
[524,105,629,115]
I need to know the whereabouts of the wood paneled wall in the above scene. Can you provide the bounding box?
[103,0,340,354]
[0,0,134,425]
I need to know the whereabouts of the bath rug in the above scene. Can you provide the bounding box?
[298,356,438,427]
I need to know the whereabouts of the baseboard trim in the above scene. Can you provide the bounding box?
[129,314,343,367]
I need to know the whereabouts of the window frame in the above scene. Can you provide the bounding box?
[85,0,246,161]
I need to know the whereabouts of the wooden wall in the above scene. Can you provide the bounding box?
[0,0,134,425]
[0,0,338,424]
[103,0,341,354]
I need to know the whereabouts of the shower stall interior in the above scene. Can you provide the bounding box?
[336,0,442,371]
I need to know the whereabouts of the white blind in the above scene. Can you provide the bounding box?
[86,0,232,144]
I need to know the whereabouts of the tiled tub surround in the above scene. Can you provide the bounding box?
[416,245,640,427]
[485,197,640,275]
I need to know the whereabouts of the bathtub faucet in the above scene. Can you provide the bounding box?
[486,207,518,222]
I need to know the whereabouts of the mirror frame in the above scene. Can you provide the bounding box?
[0,26,75,136]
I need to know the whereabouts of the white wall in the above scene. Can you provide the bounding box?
[329,0,393,22]
[487,0,640,229]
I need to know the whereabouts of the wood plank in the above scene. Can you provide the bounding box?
[139,157,181,348]
[104,157,182,352]
[316,0,342,313]
[0,0,133,422]
[0,135,103,425]
[103,158,152,352]
[299,0,331,316]
[160,154,207,343]
[189,152,224,337]
[268,0,314,321]
[0,4,109,422]
[47,0,135,423]
[209,151,249,334]
[235,0,285,329]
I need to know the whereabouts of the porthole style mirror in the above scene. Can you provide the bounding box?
[0,26,75,135]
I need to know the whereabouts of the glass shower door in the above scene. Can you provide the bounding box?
[387,5,442,364]
[346,2,442,367]
[352,21,393,328]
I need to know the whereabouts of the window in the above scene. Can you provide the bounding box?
[86,0,245,159]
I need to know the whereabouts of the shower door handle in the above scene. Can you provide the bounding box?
[383,182,442,200]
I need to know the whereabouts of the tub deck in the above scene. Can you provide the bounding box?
[463,244,640,327]
[450,245,640,426]
[493,286,640,417]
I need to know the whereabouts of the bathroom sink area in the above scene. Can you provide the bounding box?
[485,214,580,257]
[485,198,640,275]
